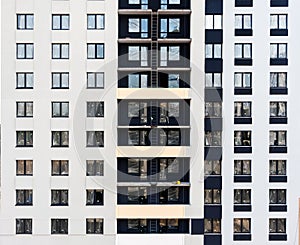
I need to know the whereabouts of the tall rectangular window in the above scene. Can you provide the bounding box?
[51,190,68,206]
[87,102,104,117]
[51,160,69,176]
[51,219,68,234]
[160,18,180,37]
[86,189,104,205]
[269,189,286,204]
[269,219,286,233]
[234,160,251,175]
[204,131,222,146]
[87,14,105,30]
[270,102,287,117]
[16,219,32,234]
[16,131,33,147]
[52,15,70,30]
[234,218,251,233]
[16,160,33,176]
[128,46,148,66]
[86,131,104,147]
[204,219,221,233]
[86,218,103,234]
[17,14,34,30]
[16,189,33,205]
[269,131,286,146]
[129,18,148,38]
[234,131,251,146]
[16,73,33,89]
[270,14,287,29]
[86,160,104,176]
[52,102,69,117]
[16,102,33,117]
[205,102,222,118]
[270,72,287,88]
[17,44,34,59]
[234,102,251,117]
[52,131,69,147]
[52,73,69,89]
[87,44,104,59]
[234,189,251,204]
[270,160,286,175]
[52,44,69,59]
[87,72,104,88]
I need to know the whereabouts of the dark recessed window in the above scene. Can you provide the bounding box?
[16,131,33,147]
[16,160,33,176]
[160,18,180,37]
[234,102,251,118]
[270,102,286,117]
[234,160,251,175]
[269,131,286,146]
[17,14,34,30]
[86,218,103,234]
[86,189,104,205]
[51,190,68,206]
[51,160,69,176]
[204,189,221,204]
[205,102,222,118]
[270,160,286,175]
[129,18,148,38]
[87,102,104,117]
[205,131,222,146]
[204,219,221,233]
[52,131,69,147]
[52,102,69,117]
[234,189,251,204]
[204,160,221,176]
[128,73,148,88]
[16,102,33,117]
[269,218,286,233]
[16,189,33,205]
[270,72,287,88]
[269,189,286,204]
[86,131,104,147]
[234,131,251,146]
[234,218,251,233]
[16,219,32,234]
[86,160,104,176]
[51,219,68,234]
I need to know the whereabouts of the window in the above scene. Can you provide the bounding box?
[16,219,32,234]
[16,189,33,205]
[17,43,34,59]
[87,102,104,117]
[269,219,286,233]
[16,160,33,176]
[234,218,251,233]
[129,18,148,38]
[86,218,103,234]
[167,130,180,146]
[128,46,148,66]
[269,131,286,146]
[234,102,251,117]
[160,18,180,37]
[87,72,104,88]
[51,160,69,176]
[235,14,252,29]
[204,219,221,233]
[16,131,33,147]
[205,102,222,118]
[128,187,148,203]
[205,44,222,58]
[86,131,104,147]
[51,190,68,206]
[52,102,69,117]
[161,0,180,9]
[159,102,180,123]
[270,72,287,88]
[17,102,33,117]
[51,219,68,234]
[204,189,221,204]
[17,14,34,30]
[160,46,180,66]
[270,43,287,58]
[270,102,287,117]
[269,189,286,204]
[52,73,69,89]
[86,160,104,176]
[158,158,180,180]
[52,131,69,147]
[87,14,105,30]
[234,72,252,88]
[87,44,104,59]
[234,189,251,204]
[234,131,251,146]
[129,0,148,9]
[127,74,148,88]
[270,160,286,175]
[128,219,147,231]
[234,160,251,175]
[17,73,33,89]
[52,44,69,59]
[205,73,222,87]
[128,102,147,124]
[205,131,222,146]
[205,15,222,29]
[86,189,104,205]
[52,15,69,30]
[128,130,148,146]
[127,159,148,179]
[204,160,221,176]
[270,14,287,29]
[167,74,180,88]
[235,43,252,58]
[159,219,180,231]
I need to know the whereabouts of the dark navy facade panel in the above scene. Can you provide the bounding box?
[204,235,222,245]
[205,59,223,73]
[205,30,223,44]
[270,0,288,7]
[270,58,288,66]
[205,88,223,102]
[235,29,253,36]
[269,176,287,183]
[191,219,204,235]
[204,147,222,160]
[234,147,252,154]
[234,176,252,183]
[234,234,252,241]
[270,29,288,36]
[205,0,223,14]
[269,234,287,241]
[270,117,288,124]
[234,118,252,124]
[118,1,191,10]
[205,118,223,131]
[234,205,252,212]
[204,205,222,218]
[234,58,253,66]
[269,146,287,154]
[235,0,253,7]
[235,88,252,95]
[270,88,288,95]
[204,176,222,189]
[269,205,287,212]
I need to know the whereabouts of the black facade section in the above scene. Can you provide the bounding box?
[235,29,253,36]
[269,147,287,154]
[157,44,191,68]
[269,176,287,183]
[270,29,288,36]
[204,235,222,245]
[234,147,252,154]
[205,118,223,131]
[118,1,191,10]
[270,88,288,95]
[234,234,252,241]
[205,30,223,44]
[158,71,191,88]
[234,205,252,212]
[270,118,288,124]
[269,234,287,241]
[234,176,252,183]
[204,205,222,218]
[204,176,222,189]
[269,205,287,212]
[119,15,151,39]
[270,0,288,7]
[235,88,252,95]
[234,118,252,124]
[205,88,223,102]
[159,15,190,39]
[204,147,222,160]
[270,58,288,66]
[118,43,151,68]
[205,0,223,14]
[234,58,253,66]
[191,219,204,235]
[205,59,223,73]
[235,0,253,7]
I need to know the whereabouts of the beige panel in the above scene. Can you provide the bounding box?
[117,88,190,99]
[116,146,190,157]
[117,205,185,218]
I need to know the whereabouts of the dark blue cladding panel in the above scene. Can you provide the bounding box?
[205,0,223,14]
[191,219,204,235]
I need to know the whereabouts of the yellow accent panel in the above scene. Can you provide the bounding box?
[117,88,190,99]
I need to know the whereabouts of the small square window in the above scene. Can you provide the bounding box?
[17,73,33,89]
[86,160,104,176]
[16,219,32,234]
[52,131,69,147]
[16,102,33,117]
[52,15,69,30]
[87,14,105,30]
[52,73,69,89]
[17,14,34,30]
[86,131,104,147]
[87,72,104,88]
[16,160,33,176]
[51,160,69,176]
[87,44,104,59]
[87,102,104,117]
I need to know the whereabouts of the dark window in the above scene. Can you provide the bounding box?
[128,102,148,123]
[16,131,33,147]
[159,102,180,123]
[86,189,104,205]
[51,190,68,206]
[270,72,287,88]
[128,186,148,203]
[160,18,180,37]
[17,14,34,30]
[87,72,104,88]
[52,131,69,147]
[234,102,251,117]
[269,189,286,204]
[86,131,104,147]
[204,160,221,176]
[52,15,69,30]
[51,160,69,176]
[16,102,33,117]
[16,219,32,234]
[86,160,104,176]
[87,44,104,59]
[158,158,180,180]
[269,131,286,146]
[16,189,33,205]
[16,73,34,89]
[87,14,105,30]
[87,102,104,117]
[234,218,251,233]
[205,131,222,146]
[51,219,68,234]
[52,73,69,89]
[52,44,69,59]
[269,219,286,233]
[234,131,251,146]
[270,160,286,175]
[205,102,222,118]
[234,189,251,204]
[270,102,286,117]
[52,102,69,117]
[204,219,221,233]
[86,218,103,234]
[127,159,148,179]
[16,160,33,176]
[204,189,221,204]
[234,72,252,88]
[128,219,147,231]
[17,43,34,59]
[234,160,251,175]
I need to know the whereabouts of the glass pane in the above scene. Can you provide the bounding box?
[128,102,139,117]
[97,15,105,29]
[278,131,286,145]
[205,73,213,87]
[129,46,139,61]
[61,103,69,117]
[128,131,139,145]
[205,15,214,29]
[17,160,25,175]
[61,161,69,175]
[169,46,179,60]
[243,160,251,175]
[244,44,251,58]
[168,102,179,117]
[17,74,25,87]
[128,74,139,88]
[213,189,221,203]
[214,15,222,29]
[270,44,277,58]
[26,45,33,58]
[17,103,25,117]
[234,160,242,175]
[168,130,179,145]
[168,74,179,88]
[159,159,167,180]
[61,16,69,29]
[52,16,60,29]
[26,102,33,116]
[244,15,251,29]
[270,15,278,29]
[205,44,213,58]
[168,159,179,173]
[26,73,34,87]
[235,15,242,29]
[234,219,242,233]
[279,15,287,29]
[140,159,147,179]
[52,44,60,58]
[27,15,34,29]
[88,45,95,58]
[234,190,241,203]
[17,44,25,58]
[169,18,180,32]
[141,19,148,37]
[129,18,140,32]
[168,187,179,201]
[160,46,167,66]
[235,44,242,58]
[214,73,222,87]
[243,190,251,204]
[234,73,242,87]
[279,44,287,58]
[214,44,222,58]
[18,15,25,29]
[61,73,69,87]
[96,45,104,58]
[278,73,286,87]
[160,19,167,37]
[278,160,286,175]
[128,159,139,173]
[129,0,140,3]
[141,74,148,87]
[277,219,286,233]
[269,219,277,233]
[270,73,278,87]
[61,45,69,58]
[88,15,95,29]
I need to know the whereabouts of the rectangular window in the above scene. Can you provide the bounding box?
[87,72,104,88]
[161,0,180,9]
[205,15,222,29]
[87,102,104,117]
[129,18,148,38]
[234,189,251,204]
[17,14,34,30]
[269,189,286,204]
[270,72,287,88]
[51,190,68,205]
[269,131,286,146]
[127,159,148,179]
[270,160,286,175]
[235,43,252,58]
[204,189,221,204]
[234,72,252,88]
[51,219,68,234]
[86,131,104,147]
[234,102,251,117]
[128,73,148,88]
[234,160,251,175]
[270,14,287,29]
[52,73,69,89]
[17,43,34,59]
[16,131,33,147]
[160,18,180,37]
[269,219,286,233]
[204,219,221,233]
[270,102,287,117]
[205,102,222,118]
[51,160,69,176]
[86,189,104,205]
[270,43,287,58]
[204,160,221,176]
[234,131,251,146]
[168,74,180,88]
[87,14,105,30]
[52,44,69,59]
[205,44,222,58]
[128,102,147,124]
[128,46,148,66]
[235,14,252,29]
[16,219,32,234]
[87,44,104,59]
[52,15,69,30]
[205,73,222,87]
[128,187,148,203]
[160,46,180,66]
[16,102,33,117]
[52,131,69,147]
[86,160,104,176]
[17,73,33,89]
[86,218,103,234]
[234,218,251,233]
[205,131,222,146]
[129,0,148,9]
[16,160,33,176]
[16,189,33,205]
[52,102,69,117]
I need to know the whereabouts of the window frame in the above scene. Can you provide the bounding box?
[16,160,33,176]
[16,43,34,59]
[87,72,104,89]
[16,72,34,89]
[16,101,33,117]
[17,14,34,30]
[51,219,68,234]
[52,43,69,59]
[51,189,69,206]
[86,189,104,205]
[87,101,104,117]
[16,219,32,234]
[205,44,222,59]
[204,131,222,146]
[204,160,221,176]
[87,43,105,59]
[269,218,286,234]
[269,131,287,146]
[129,18,149,38]
[235,43,252,59]
[205,73,222,88]
[16,189,33,205]
[52,102,69,118]
[51,131,69,147]
[270,72,287,88]
[235,14,252,29]
[51,160,69,176]
[234,189,251,204]
[234,218,251,234]
[270,14,287,30]
[234,102,251,118]
[270,43,287,59]
[52,72,69,89]
[234,131,251,146]
[269,160,286,176]
[270,101,287,118]
[86,131,104,147]
[16,131,33,147]
[204,219,221,234]
[205,102,222,118]
[269,189,286,204]
[205,15,222,29]
[52,14,70,30]
[234,72,252,88]
[86,160,104,176]
[204,189,221,204]
[234,160,251,176]
[160,17,181,37]
[87,14,105,30]
[86,218,104,234]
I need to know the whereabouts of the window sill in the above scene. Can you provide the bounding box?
[270,87,288,95]
[235,0,253,7]
[234,175,252,183]
[270,58,288,66]
[270,117,287,124]
[234,58,252,66]
[235,29,253,36]
[270,29,288,36]
[234,88,252,95]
